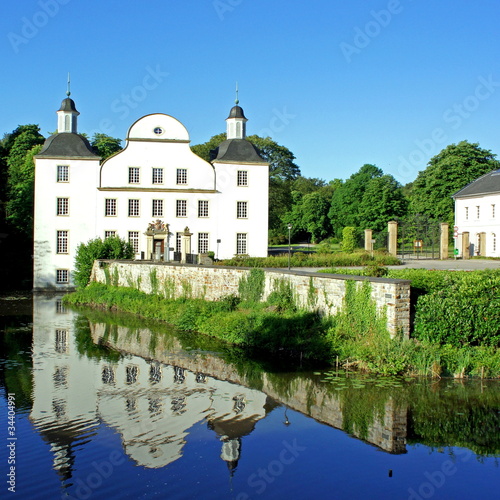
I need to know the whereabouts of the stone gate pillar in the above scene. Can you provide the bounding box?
[440,223,449,260]
[462,232,470,259]
[364,229,373,252]
[181,227,192,264]
[388,221,398,257]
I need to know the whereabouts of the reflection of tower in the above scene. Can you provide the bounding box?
[220,437,241,476]
[30,294,100,488]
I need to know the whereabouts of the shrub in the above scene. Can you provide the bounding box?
[238,268,265,303]
[341,227,357,253]
[413,273,500,347]
[73,236,134,289]
[267,278,296,312]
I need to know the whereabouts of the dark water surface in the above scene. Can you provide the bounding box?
[0,294,499,499]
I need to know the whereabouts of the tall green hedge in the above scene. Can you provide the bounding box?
[413,273,500,347]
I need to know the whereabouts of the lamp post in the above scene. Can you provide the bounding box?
[287,223,292,270]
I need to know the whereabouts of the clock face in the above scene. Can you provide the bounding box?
[153,127,163,135]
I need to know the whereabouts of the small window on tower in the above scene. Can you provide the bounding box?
[57,165,69,182]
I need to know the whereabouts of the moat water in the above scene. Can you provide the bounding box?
[0,293,499,499]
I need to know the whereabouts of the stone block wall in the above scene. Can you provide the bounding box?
[91,261,411,337]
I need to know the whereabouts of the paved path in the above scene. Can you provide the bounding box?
[290,259,500,273]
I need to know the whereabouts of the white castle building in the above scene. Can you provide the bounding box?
[453,169,500,257]
[34,91,269,290]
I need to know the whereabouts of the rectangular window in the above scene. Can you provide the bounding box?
[152,199,163,217]
[237,170,248,186]
[129,167,140,184]
[56,269,69,284]
[198,200,209,218]
[104,231,117,239]
[176,200,187,217]
[57,198,69,216]
[176,232,182,253]
[57,165,69,182]
[55,329,68,353]
[152,167,163,184]
[56,231,68,254]
[465,207,469,220]
[492,204,496,219]
[105,199,117,216]
[493,234,497,252]
[176,168,188,185]
[128,199,140,217]
[236,233,247,255]
[237,201,248,219]
[476,206,480,219]
[128,231,139,253]
[56,299,67,314]
[198,233,209,254]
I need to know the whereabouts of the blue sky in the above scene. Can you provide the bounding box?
[1,0,499,185]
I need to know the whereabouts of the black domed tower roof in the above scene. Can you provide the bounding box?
[227,105,246,119]
[58,97,79,114]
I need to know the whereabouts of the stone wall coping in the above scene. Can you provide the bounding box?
[96,259,412,285]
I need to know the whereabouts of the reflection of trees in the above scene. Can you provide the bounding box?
[73,306,500,458]
[407,380,500,457]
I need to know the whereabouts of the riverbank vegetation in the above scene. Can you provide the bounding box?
[64,267,500,378]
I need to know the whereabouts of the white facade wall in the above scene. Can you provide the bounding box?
[214,160,269,258]
[454,194,500,257]
[34,156,100,290]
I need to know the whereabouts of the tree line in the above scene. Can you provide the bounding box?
[1,123,498,288]
[192,134,500,244]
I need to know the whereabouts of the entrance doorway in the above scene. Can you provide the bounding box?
[153,239,164,259]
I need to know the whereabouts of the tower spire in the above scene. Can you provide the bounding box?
[226,85,247,140]
[57,75,79,133]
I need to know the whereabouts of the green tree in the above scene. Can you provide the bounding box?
[73,236,134,288]
[328,164,383,236]
[6,144,43,235]
[301,191,331,242]
[5,125,45,235]
[357,175,407,232]
[91,133,123,160]
[408,141,500,225]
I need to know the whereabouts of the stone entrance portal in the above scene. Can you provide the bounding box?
[145,220,171,261]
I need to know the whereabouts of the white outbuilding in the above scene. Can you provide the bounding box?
[453,169,500,257]
[34,92,269,290]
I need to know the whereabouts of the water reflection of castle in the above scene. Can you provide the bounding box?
[31,294,408,482]
[30,294,276,481]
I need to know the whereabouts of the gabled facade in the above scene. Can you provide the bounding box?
[34,94,269,290]
[453,169,500,257]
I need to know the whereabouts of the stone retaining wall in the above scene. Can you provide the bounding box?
[91,261,411,337]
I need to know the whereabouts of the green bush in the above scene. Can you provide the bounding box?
[73,236,134,289]
[413,273,500,347]
[341,227,357,253]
